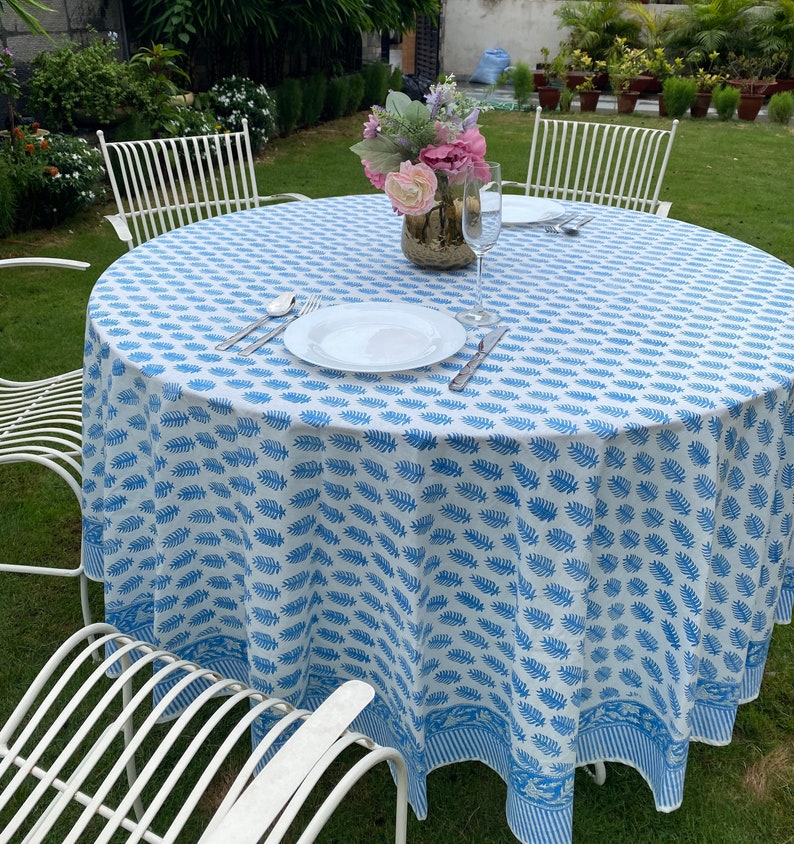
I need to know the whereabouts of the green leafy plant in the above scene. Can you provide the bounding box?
[28,34,150,131]
[711,82,740,118]
[642,48,685,82]
[767,89,794,122]
[509,62,535,110]
[210,75,277,151]
[662,75,699,117]
[608,36,646,92]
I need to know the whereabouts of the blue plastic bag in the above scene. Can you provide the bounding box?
[468,49,510,84]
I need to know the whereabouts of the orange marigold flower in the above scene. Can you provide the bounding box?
[39,139,49,150]
[44,166,59,176]
[25,143,35,153]
[13,127,24,139]
[31,122,40,131]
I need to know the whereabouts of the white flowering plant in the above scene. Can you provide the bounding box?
[210,76,277,151]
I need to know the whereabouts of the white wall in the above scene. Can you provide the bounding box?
[439,0,680,78]
[440,0,566,77]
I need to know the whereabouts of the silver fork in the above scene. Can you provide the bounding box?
[543,214,577,234]
[239,294,323,356]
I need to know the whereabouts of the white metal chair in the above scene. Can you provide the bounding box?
[0,257,92,630]
[97,118,310,250]
[506,107,679,217]
[0,623,409,844]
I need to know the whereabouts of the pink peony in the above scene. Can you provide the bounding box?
[384,161,438,216]
[418,126,488,185]
[362,160,387,191]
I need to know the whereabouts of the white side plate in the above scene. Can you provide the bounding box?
[283,302,467,373]
[502,195,565,225]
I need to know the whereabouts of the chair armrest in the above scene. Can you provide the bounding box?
[654,201,672,218]
[199,680,374,844]
[259,192,311,204]
[103,214,135,249]
[0,258,89,271]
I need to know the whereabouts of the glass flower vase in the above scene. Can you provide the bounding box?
[401,188,476,271]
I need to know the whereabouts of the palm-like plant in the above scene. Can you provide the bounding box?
[751,0,794,77]
[554,0,641,63]
[0,0,52,35]
[667,0,757,66]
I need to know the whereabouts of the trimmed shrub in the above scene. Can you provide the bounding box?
[388,66,403,93]
[324,77,348,120]
[275,77,303,137]
[301,72,327,127]
[363,61,390,107]
[712,84,740,120]
[511,62,535,111]
[767,91,793,124]
[345,73,366,115]
[662,76,698,119]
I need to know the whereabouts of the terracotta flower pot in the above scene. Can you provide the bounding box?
[579,89,601,112]
[538,86,561,111]
[616,90,639,114]
[658,96,667,117]
[690,91,712,118]
[737,92,764,121]
[630,75,654,94]
[566,71,588,91]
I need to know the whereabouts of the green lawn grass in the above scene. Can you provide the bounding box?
[1,110,793,843]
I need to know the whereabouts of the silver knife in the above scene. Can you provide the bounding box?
[449,326,508,391]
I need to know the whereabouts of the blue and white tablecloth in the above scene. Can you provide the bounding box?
[82,194,794,844]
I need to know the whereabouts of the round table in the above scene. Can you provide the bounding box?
[83,194,794,844]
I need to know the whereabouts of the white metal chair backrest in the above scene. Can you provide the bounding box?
[97,118,308,250]
[0,623,409,844]
[515,107,679,217]
[0,257,92,630]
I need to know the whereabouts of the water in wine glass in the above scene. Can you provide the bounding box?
[466,198,501,252]
[457,162,502,327]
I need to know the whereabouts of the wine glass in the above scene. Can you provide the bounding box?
[456,161,502,327]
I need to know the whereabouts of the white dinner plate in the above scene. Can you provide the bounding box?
[502,195,566,225]
[283,302,467,373]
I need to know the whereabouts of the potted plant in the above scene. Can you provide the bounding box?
[537,47,563,111]
[576,69,606,111]
[608,37,646,113]
[728,52,787,119]
[643,49,686,115]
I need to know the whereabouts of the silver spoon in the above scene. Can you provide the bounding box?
[215,291,296,350]
[560,216,594,236]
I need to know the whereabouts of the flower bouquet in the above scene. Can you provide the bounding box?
[350,75,489,269]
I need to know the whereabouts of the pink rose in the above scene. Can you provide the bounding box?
[384,161,438,216]
[362,160,387,190]
[419,126,488,185]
